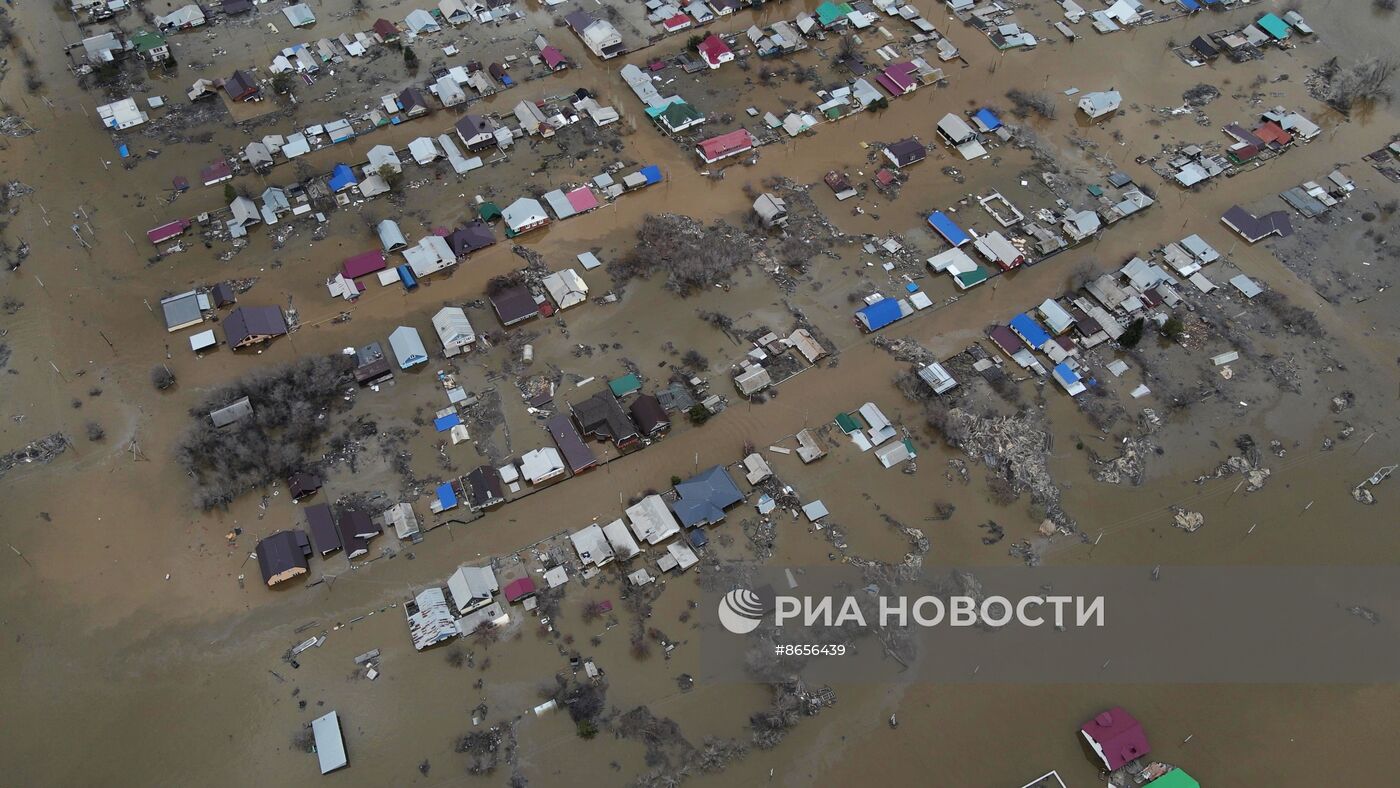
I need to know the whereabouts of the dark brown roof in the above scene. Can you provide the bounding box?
[224,305,287,347]
[256,530,312,585]
[545,414,598,473]
[628,393,670,436]
[288,471,322,499]
[304,503,341,556]
[571,391,639,446]
[447,221,496,257]
[490,286,539,326]
[466,465,506,508]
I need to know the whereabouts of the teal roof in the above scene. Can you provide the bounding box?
[609,373,642,397]
[649,100,703,130]
[1256,13,1290,40]
[955,267,989,288]
[131,30,167,53]
[816,1,853,25]
[834,412,861,433]
[1147,770,1200,788]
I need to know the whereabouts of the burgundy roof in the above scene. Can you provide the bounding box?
[1080,707,1150,772]
[504,576,537,602]
[147,219,191,244]
[373,18,397,37]
[342,249,387,278]
[565,187,600,213]
[988,325,1025,356]
[697,34,731,62]
[541,46,567,69]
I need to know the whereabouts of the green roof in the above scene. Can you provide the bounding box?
[1087,184,1104,197]
[131,30,167,53]
[651,100,703,131]
[834,412,860,433]
[1256,13,1290,40]
[816,2,853,25]
[609,373,642,397]
[477,202,502,221]
[955,267,989,288]
[1147,770,1199,788]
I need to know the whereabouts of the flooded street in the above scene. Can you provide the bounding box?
[2,0,1399,785]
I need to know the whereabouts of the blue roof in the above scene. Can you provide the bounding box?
[1009,312,1051,348]
[672,465,743,527]
[436,482,458,509]
[688,528,708,547]
[1053,363,1080,385]
[640,165,663,185]
[857,298,904,331]
[905,282,919,293]
[328,164,358,191]
[434,413,461,432]
[973,108,1001,130]
[1177,0,1199,9]
[927,211,971,247]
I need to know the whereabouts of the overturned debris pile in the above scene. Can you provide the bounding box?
[612,213,757,296]
[0,432,69,480]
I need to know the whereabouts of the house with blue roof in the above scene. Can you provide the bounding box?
[640,165,663,185]
[328,164,358,193]
[1052,363,1087,396]
[671,465,744,528]
[855,297,912,332]
[1009,312,1051,349]
[927,211,971,247]
[972,108,1001,132]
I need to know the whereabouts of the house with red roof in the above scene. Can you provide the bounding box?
[695,129,756,164]
[342,249,387,279]
[565,186,600,214]
[503,577,538,603]
[663,13,692,33]
[372,18,399,43]
[697,34,734,69]
[540,45,568,71]
[1080,707,1150,772]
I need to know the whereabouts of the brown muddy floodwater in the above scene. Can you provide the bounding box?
[2,0,1399,786]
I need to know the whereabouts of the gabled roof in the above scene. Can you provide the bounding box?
[671,465,743,527]
[571,390,639,445]
[255,530,312,586]
[224,305,287,346]
[1080,707,1150,772]
[446,221,496,256]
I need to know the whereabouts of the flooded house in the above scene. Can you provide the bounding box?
[304,503,341,557]
[571,391,641,448]
[223,306,287,349]
[255,530,313,587]
[628,394,670,437]
[671,465,744,527]
[465,466,506,510]
[1080,707,1150,773]
[546,413,599,474]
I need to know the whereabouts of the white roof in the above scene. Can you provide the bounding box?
[447,564,499,613]
[601,518,641,559]
[311,712,348,774]
[1079,90,1121,117]
[503,198,547,231]
[542,269,588,309]
[937,113,974,143]
[1037,299,1074,334]
[366,144,402,173]
[388,326,428,368]
[520,447,565,483]
[801,500,829,521]
[875,440,913,468]
[570,524,615,567]
[403,236,456,278]
[663,542,698,572]
[407,587,459,650]
[928,247,976,273]
[282,4,316,27]
[625,494,681,545]
[408,137,440,165]
[858,402,896,446]
[376,219,406,251]
[432,307,475,350]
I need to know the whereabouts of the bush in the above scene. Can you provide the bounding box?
[222,183,237,204]
[1160,314,1185,342]
[577,720,598,739]
[85,422,105,442]
[151,365,176,391]
[687,405,711,425]
[613,214,754,296]
[1119,318,1145,349]
[175,355,355,509]
[1006,89,1057,120]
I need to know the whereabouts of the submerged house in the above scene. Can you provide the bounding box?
[671,465,743,527]
[571,391,640,448]
[223,305,287,349]
[255,530,313,586]
[1078,90,1122,119]
[1080,707,1150,772]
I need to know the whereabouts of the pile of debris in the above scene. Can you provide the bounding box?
[942,407,1075,532]
[0,432,69,480]
[1170,506,1205,533]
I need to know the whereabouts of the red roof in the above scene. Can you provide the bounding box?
[565,186,600,213]
[200,160,232,185]
[503,577,538,602]
[988,325,1025,356]
[875,168,896,186]
[1253,120,1293,147]
[1080,707,1150,772]
[540,46,567,70]
[663,14,691,30]
[342,249,387,279]
[147,219,191,245]
[697,34,732,65]
[372,18,397,38]
[696,129,755,162]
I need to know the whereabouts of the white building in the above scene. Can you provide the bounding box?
[625,495,681,545]
[447,564,499,614]
[1078,90,1122,119]
[432,307,476,357]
